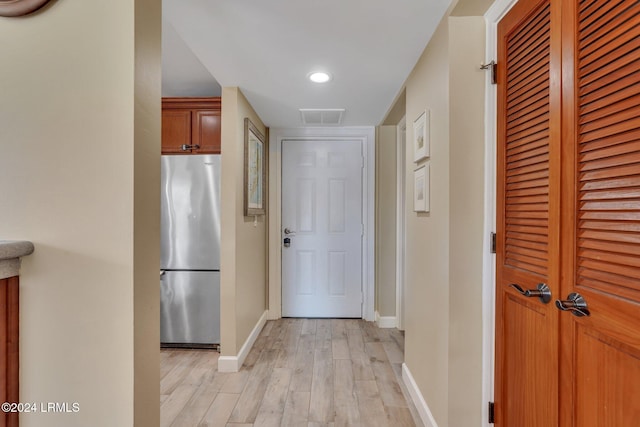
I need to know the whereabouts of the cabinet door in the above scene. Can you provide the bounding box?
[192,110,221,154]
[162,109,192,154]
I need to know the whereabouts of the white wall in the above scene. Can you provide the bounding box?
[0,1,160,426]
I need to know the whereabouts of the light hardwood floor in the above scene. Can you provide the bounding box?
[161,318,423,427]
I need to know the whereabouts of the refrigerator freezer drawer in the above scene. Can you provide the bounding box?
[160,271,220,346]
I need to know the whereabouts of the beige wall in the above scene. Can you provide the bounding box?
[404,14,452,425]
[221,87,268,356]
[375,126,397,317]
[0,1,160,426]
[448,16,486,427]
[381,3,488,426]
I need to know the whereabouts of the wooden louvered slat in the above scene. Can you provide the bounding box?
[580,186,640,200]
[580,140,640,163]
[581,121,640,147]
[579,58,640,95]
[579,237,639,256]
[579,0,638,43]
[507,3,549,48]
[507,143,548,163]
[580,221,640,232]
[509,42,550,78]
[579,151,640,172]
[579,263,640,287]
[507,135,548,157]
[580,211,639,222]
[507,70,549,105]
[580,16,640,65]
[580,175,640,191]
[576,0,640,297]
[580,128,640,151]
[579,35,640,79]
[507,169,549,184]
[506,238,548,252]
[579,74,640,114]
[580,248,640,268]
[580,163,640,181]
[507,186,549,198]
[579,0,625,29]
[508,90,548,117]
[580,94,640,127]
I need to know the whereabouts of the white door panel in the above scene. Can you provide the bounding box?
[282,140,363,318]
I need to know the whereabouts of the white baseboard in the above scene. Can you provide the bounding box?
[375,311,397,328]
[402,363,439,427]
[218,310,268,373]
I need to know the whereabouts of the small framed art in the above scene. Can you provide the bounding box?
[413,164,430,212]
[244,118,266,216]
[413,110,430,162]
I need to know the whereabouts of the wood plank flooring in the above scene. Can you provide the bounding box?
[161,319,422,427]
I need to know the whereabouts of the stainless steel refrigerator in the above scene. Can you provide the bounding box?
[160,154,221,349]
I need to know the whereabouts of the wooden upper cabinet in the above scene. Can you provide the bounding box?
[162,97,221,154]
[192,109,221,154]
[162,109,192,154]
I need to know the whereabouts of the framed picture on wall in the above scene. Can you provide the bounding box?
[244,118,266,216]
[413,164,430,212]
[413,110,430,162]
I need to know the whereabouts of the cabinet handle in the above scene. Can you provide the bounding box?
[180,144,201,151]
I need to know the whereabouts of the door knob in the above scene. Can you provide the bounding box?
[284,228,296,235]
[556,293,590,317]
[509,283,552,304]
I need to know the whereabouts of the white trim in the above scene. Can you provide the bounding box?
[218,310,268,372]
[481,0,518,425]
[268,127,376,321]
[375,312,397,329]
[395,116,406,331]
[402,363,439,427]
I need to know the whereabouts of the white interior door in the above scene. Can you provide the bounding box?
[282,139,363,318]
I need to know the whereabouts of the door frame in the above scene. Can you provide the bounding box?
[395,116,406,330]
[267,127,376,321]
[483,0,519,424]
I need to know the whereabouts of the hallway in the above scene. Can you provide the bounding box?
[161,318,421,426]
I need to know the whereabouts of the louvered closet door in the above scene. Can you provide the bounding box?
[494,0,561,425]
[560,0,640,425]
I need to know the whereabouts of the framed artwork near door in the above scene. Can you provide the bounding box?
[244,118,266,216]
[413,163,429,212]
[413,109,429,162]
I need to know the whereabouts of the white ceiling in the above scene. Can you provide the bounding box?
[162,0,452,127]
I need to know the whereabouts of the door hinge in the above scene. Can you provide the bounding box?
[361,223,365,236]
[481,60,497,85]
[490,232,497,254]
[488,401,495,424]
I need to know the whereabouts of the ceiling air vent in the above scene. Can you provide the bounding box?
[299,109,345,125]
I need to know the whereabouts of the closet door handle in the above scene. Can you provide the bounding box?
[556,293,590,317]
[509,283,552,304]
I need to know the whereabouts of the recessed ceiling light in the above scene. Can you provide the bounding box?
[308,71,332,83]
